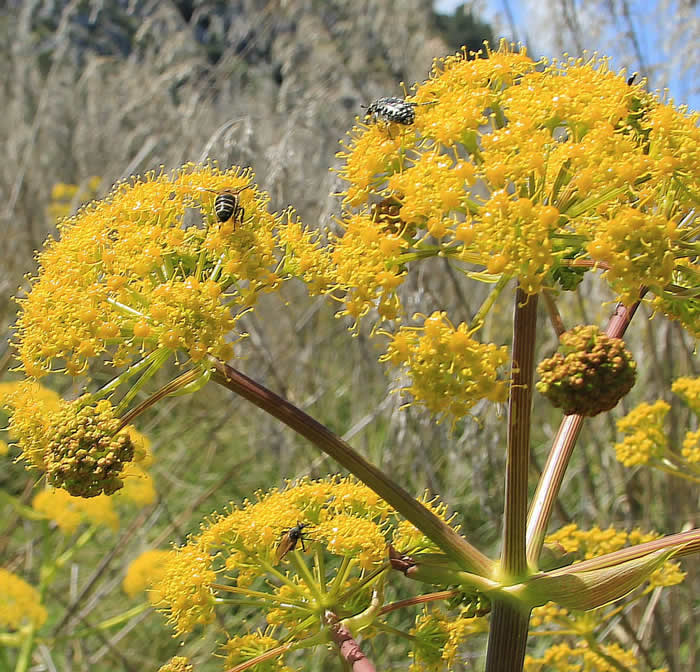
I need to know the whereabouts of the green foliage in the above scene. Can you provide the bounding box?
[433,4,495,54]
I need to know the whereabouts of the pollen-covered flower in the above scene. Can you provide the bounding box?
[14,164,333,378]
[536,325,636,416]
[335,42,698,338]
[157,541,217,635]
[123,549,174,602]
[155,475,464,659]
[7,385,135,497]
[382,312,509,420]
[156,476,394,638]
[0,568,47,630]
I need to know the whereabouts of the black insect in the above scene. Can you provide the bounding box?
[276,522,311,561]
[363,97,420,125]
[627,72,638,86]
[202,186,250,226]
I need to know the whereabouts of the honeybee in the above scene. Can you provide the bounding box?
[201,186,250,225]
[275,522,311,561]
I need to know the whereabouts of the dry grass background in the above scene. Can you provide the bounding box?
[0,1,696,670]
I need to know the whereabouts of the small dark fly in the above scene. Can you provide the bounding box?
[275,522,311,561]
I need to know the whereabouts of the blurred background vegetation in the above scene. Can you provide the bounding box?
[0,1,697,670]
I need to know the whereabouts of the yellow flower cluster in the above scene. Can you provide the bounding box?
[331,213,408,323]
[546,523,657,559]
[15,164,333,378]
[681,429,700,464]
[671,376,700,414]
[614,400,669,466]
[614,378,700,474]
[157,542,218,635]
[409,607,488,672]
[47,176,101,222]
[155,476,460,650]
[335,42,699,334]
[382,312,509,419]
[0,569,48,630]
[122,549,174,603]
[157,657,194,672]
[525,641,652,672]
[33,488,119,533]
[6,386,134,497]
[5,382,156,499]
[222,632,292,672]
[544,524,684,590]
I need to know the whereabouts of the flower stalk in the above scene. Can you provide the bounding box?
[209,358,493,577]
[526,298,643,566]
[484,285,538,672]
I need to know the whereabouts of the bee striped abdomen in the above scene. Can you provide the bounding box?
[214,192,238,223]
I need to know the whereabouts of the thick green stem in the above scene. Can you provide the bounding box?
[526,299,642,567]
[484,601,531,672]
[502,287,538,579]
[483,285,537,672]
[210,358,493,577]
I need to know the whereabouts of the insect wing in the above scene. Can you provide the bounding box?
[275,531,297,561]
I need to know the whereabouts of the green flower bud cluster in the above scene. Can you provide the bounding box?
[46,398,134,497]
[536,325,636,416]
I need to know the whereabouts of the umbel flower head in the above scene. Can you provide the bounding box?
[14,164,333,378]
[381,311,509,420]
[536,325,636,416]
[0,568,48,630]
[6,383,136,497]
[613,375,700,471]
[335,42,699,334]
[155,475,460,665]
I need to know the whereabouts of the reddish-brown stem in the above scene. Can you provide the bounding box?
[542,290,566,336]
[377,589,460,616]
[210,358,493,577]
[526,297,643,567]
[326,612,377,672]
[224,642,296,672]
